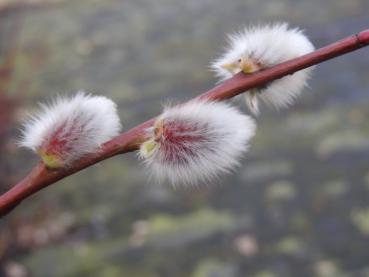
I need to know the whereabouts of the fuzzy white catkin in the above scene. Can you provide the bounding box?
[19,91,121,167]
[139,101,256,186]
[211,22,315,114]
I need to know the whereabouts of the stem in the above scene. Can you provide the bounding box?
[1,29,369,217]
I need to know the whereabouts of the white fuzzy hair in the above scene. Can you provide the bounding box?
[211,23,315,114]
[19,91,121,166]
[139,100,256,186]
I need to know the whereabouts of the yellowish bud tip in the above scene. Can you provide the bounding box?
[140,139,157,158]
[240,58,259,74]
[38,151,64,168]
[220,63,238,72]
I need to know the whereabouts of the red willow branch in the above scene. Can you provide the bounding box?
[1,29,369,217]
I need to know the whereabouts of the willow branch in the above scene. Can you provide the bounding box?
[1,29,369,217]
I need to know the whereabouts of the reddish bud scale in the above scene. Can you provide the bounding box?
[155,119,207,164]
[41,124,69,156]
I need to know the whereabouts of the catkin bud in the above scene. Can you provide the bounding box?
[139,100,256,185]
[211,23,315,115]
[19,92,121,168]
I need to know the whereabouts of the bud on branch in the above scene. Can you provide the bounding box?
[19,92,121,168]
[211,23,315,115]
[139,101,256,185]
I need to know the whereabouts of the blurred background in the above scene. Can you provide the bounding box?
[1,0,369,276]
